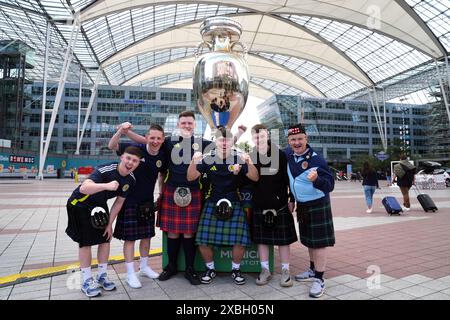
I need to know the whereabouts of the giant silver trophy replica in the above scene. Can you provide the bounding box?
[193,17,249,131]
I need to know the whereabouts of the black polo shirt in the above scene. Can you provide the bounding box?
[68,162,136,209]
[197,153,248,202]
[164,135,213,188]
[250,146,290,209]
[117,143,166,205]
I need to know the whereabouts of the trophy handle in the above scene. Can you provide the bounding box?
[195,41,212,58]
[230,41,248,60]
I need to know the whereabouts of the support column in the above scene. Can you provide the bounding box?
[367,87,387,151]
[37,21,52,180]
[38,15,79,180]
[437,58,450,126]
[76,68,101,155]
[75,67,83,155]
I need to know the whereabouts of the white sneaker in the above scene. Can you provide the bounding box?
[366,208,373,213]
[309,278,325,298]
[295,268,315,281]
[140,267,159,279]
[126,272,142,289]
[81,277,101,297]
[96,273,116,291]
[402,206,411,212]
[280,269,293,287]
[255,268,272,286]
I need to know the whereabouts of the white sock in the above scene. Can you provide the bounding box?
[126,262,135,275]
[260,261,269,270]
[98,263,108,276]
[232,261,240,270]
[140,256,148,270]
[81,267,92,282]
[282,263,290,271]
[206,262,215,270]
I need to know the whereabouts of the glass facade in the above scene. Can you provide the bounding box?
[1,1,447,101]
[21,83,205,155]
[425,85,450,158]
[20,83,434,159]
[257,95,431,161]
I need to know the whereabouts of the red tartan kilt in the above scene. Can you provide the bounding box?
[157,184,202,234]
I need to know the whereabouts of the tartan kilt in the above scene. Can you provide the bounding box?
[196,200,251,247]
[113,202,155,241]
[158,184,202,234]
[252,206,298,246]
[240,197,253,230]
[65,202,109,248]
[296,200,335,248]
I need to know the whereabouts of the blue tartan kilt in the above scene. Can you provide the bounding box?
[196,200,251,247]
[113,202,155,241]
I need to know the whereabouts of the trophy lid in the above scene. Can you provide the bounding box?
[200,17,242,42]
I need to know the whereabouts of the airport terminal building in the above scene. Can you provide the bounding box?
[19,83,431,160]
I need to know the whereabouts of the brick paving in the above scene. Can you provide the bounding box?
[0,179,449,300]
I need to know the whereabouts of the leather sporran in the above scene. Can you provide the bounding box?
[90,206,109,229]
[214,199,233,221]
[138,202,154,224]
[262,209,278,228]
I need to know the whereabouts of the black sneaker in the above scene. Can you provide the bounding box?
[185,267,201,285]
[231,269,246,285]
[158,264,177,281]
[200,268,217,284]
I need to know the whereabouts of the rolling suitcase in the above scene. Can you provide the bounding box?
[382,196,403,215]
[413,186,438,212]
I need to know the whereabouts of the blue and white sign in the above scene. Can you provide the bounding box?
[375,151,389,161]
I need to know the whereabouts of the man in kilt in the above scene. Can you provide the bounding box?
[285,124,335,298]
[119,111,246,285]
[155,111,217,285]
[65,146,142,297]
[250,124,297,287]
[108,123,166,289]
[187,127,259,285]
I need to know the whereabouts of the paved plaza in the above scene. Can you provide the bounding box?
[0,179,449,300]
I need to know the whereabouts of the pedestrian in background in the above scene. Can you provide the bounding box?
[361,161,379,213]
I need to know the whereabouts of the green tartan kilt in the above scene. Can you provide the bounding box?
[296,200,335,248]
[196,200,251,247]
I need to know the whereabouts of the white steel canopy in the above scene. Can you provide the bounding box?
[80,0,447,57]
[122,55,325,97]
[0,0,448,98]
[159,77,275,100]
[100,14,373,87]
